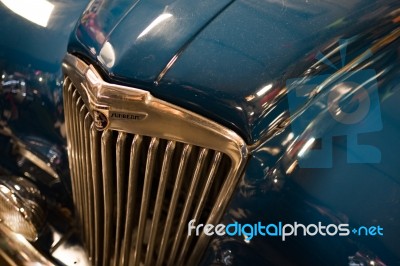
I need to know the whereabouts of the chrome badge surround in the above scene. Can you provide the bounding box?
[62,53,248,263]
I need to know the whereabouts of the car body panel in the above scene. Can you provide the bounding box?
[68,0,399,144]
[68,0,234,81]
[200,7,400,263]
[203,87,400,265]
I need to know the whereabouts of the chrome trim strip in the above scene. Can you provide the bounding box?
[120,135,142,266]
[101,130,113,266]
[145,140,176,265]
[0,222,55,266]
[181,151,222,264]
[78,102,89,251]
[133,137,159,266]
[169,147,209,263]
[156,144,193,266]
[83,113,94,261]
[113,132,128,266]
[90,123,102,266]
[71,91,82,226]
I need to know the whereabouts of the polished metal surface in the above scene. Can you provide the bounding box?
[62,54,247,265]
[0,222,55,266]
[0,176,45,242]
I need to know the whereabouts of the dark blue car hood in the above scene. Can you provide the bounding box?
[68,0,399,144]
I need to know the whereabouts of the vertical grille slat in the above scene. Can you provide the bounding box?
[69,89,79,221]
[63,73,245,266]
[120,135,142,266]
[133,137,159,266]
[156,144,193,266]
[169,148,209,263]
[177,151,222,264]
[113,132,128,266]
[71,91,82,228]
[63,80,77,209]
[145,140,176,266]
[84,113,94,261]
[89,124,102,266]
[101,130,114,266]
[78,104,89,251]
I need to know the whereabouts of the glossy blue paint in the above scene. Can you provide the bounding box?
[205,86,400,264]
[200,7,400,264]
[69,0,399,144]
[68,0,234,81]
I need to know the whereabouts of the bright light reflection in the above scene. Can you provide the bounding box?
[1,0,54,27]
[52,244,91,266]
[138,13,173,39]
[282,132,294,146]
[256,84,273,97]
[0,185,10,194]
[298,137,316,158]
[98,41,115,68]
[15,233,26,242]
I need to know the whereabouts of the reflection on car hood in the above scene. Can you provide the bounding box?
[68,0,233,79]
[68,0,399,144]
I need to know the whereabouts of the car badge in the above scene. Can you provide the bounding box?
[93,110,108,130]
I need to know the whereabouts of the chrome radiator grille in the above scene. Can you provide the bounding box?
[62,54,247,266]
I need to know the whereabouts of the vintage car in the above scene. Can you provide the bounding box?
[0,0,400,265]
